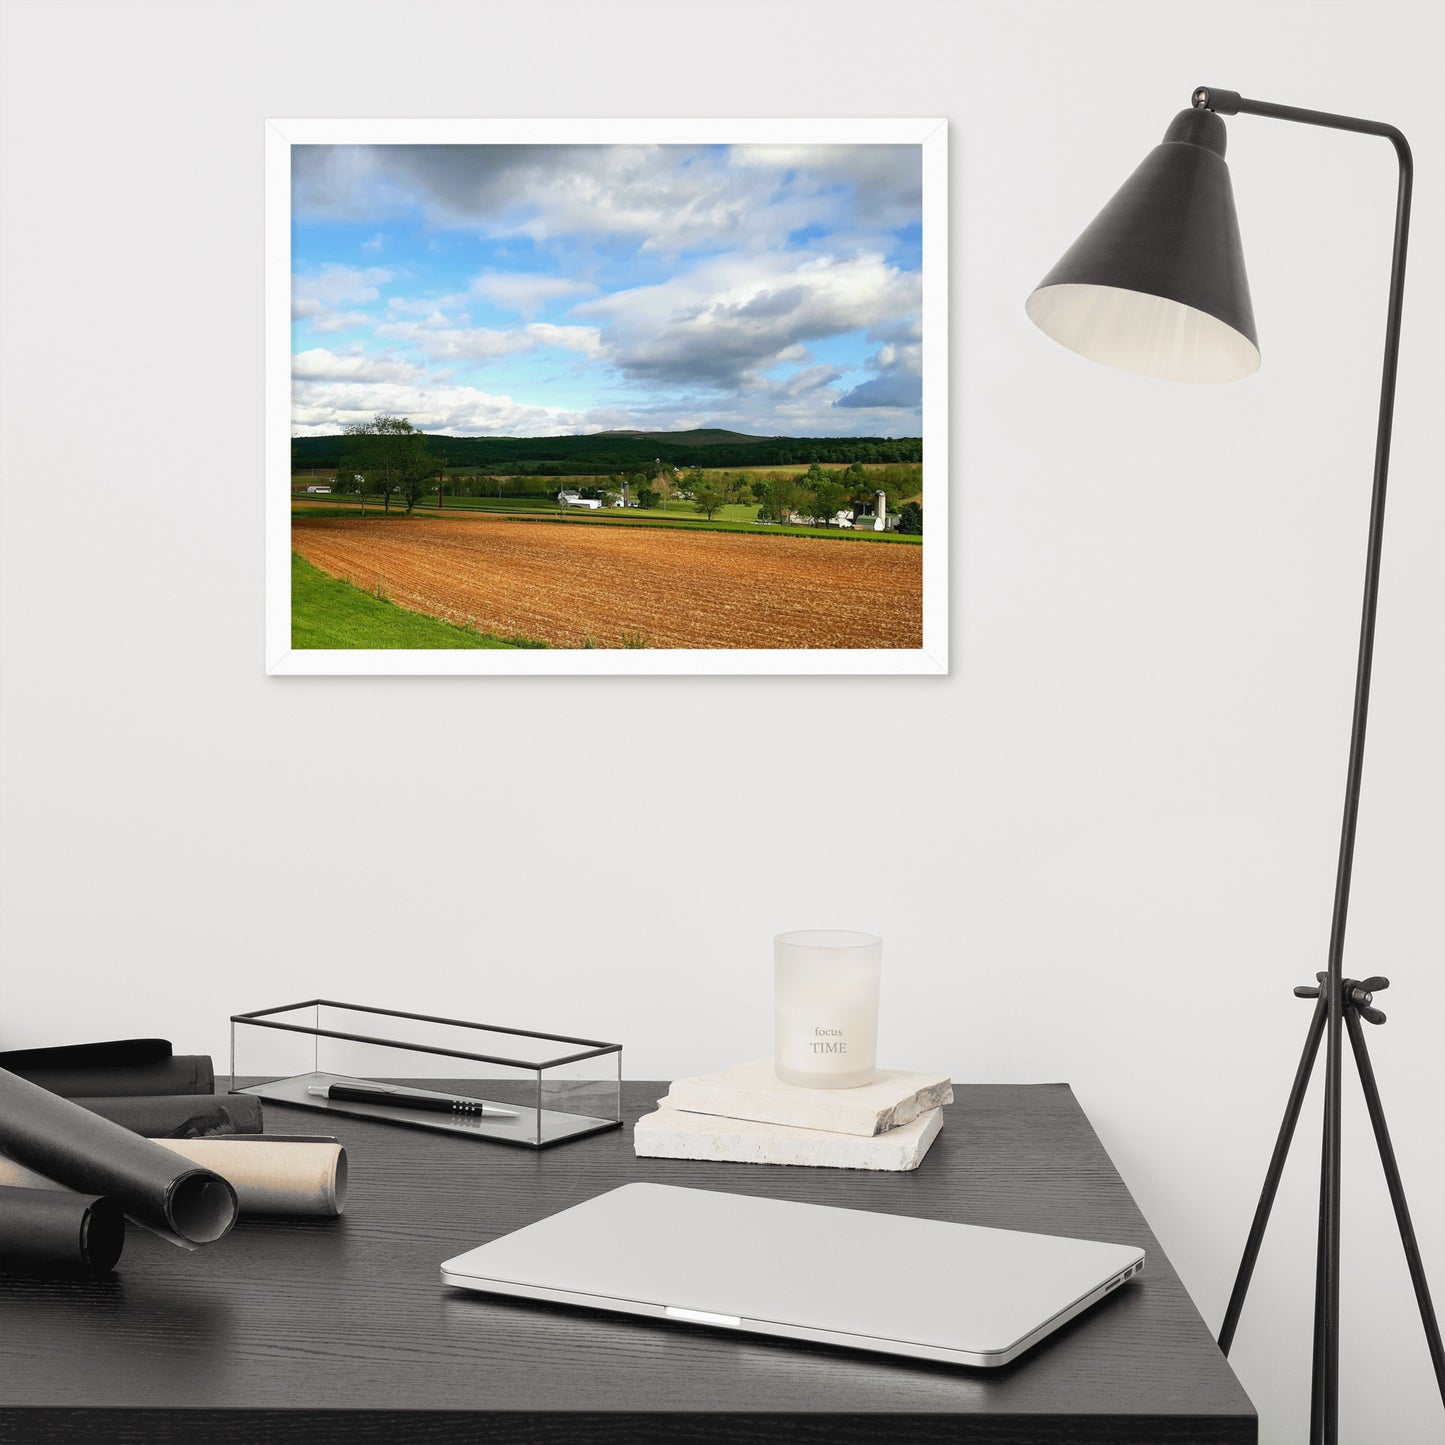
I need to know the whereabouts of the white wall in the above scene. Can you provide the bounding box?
[1,2,1440,1439]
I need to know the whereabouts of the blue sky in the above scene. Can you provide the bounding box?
[291,143,922,438]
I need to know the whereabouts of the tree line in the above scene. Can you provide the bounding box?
[293,427,922,477]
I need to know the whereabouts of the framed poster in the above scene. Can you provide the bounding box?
[265,119,946,674]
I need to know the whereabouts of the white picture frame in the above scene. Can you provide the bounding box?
[265,118,947,675]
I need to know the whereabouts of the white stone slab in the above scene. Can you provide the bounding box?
[633,1099,943,1171]
[665,1057,953,1137]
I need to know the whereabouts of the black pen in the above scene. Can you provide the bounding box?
[307,1081,517,1118]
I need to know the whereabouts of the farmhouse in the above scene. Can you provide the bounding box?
[851,489,901,532]
[558,490,603,510]
[784,493,901,531]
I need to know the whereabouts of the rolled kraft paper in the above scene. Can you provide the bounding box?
[3,1055,214,1098]
[0,1185,125,1276]
[0,1068,237,1249]
[74,1094,265,1138]
[1,1138,345,1217]
[152,1139,348,1217]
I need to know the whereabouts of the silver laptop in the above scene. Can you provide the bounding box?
[440,1182,1144,1367]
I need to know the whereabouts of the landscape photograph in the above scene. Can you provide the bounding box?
[279,127,939,663]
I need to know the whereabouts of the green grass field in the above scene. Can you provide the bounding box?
[290,553,543,649]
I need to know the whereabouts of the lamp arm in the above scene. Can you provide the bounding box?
[1193,86,1410,154]
[1194,85,1416,1444]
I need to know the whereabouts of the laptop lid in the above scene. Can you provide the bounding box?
[440,1182,1145,1367]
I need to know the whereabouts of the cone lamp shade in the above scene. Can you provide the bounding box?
[1027,109,1260,383]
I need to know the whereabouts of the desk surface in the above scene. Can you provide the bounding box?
[0,1082,1255,1445]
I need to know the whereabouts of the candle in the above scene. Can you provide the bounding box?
[773,930,882,1089]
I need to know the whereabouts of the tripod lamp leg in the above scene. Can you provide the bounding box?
[1219,992,1329,1355]
[1344,1008,1445,1401]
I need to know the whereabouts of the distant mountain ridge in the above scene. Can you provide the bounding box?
[293,428,921,476]
[585,427,777,445]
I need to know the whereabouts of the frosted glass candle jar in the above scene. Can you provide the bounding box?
[774,930,882,1089]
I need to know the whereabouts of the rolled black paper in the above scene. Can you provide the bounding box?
[0,1068,237,1249]
[73,1093,264,1138]
[0,1185,125,1276]
[0,1039,172,1071]
[2,1055,214,1098]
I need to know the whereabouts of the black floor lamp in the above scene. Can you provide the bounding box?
[1025,87,1442,1445]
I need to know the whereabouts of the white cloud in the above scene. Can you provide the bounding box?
[310,310,374,335]
[292,264,395,332]
[578,372,919,440]
[836,340,922,410]
[869,315,923,345]
[374,319,602,364]
[291,370,920,440]
[525,322,603,356]
[293,263,392,308]
[577,251,920,386]
[384,297,457,325]
[776,364,845,398]
[291,378,591,438]
[291,349,427,384]
[730,144,922,231]
[468,272,595,315]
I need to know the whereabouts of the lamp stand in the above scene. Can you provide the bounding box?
[1187,88,1441,1444]
[1216,973,1445,1439]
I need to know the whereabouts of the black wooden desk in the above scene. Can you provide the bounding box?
[0,1082,1255,1444]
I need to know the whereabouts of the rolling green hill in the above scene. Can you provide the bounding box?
[586,427,773,446]
[293,428,921,478]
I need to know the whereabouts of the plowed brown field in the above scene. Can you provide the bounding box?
[292,514,922,649]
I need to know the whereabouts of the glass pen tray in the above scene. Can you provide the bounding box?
[230,1000,623,1149]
